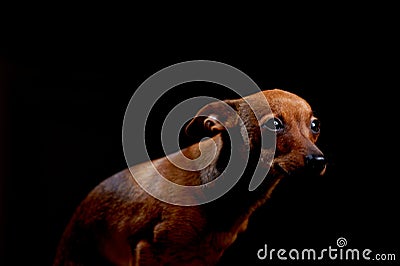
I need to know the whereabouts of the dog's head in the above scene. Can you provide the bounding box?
[259,89,326,176]
[185,89,326,180]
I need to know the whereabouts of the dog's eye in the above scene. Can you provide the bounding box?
[262,117,284,132]
[311,118,320,133]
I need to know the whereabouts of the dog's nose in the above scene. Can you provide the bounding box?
[305,154,327,175]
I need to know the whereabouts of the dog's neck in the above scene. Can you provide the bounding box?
[165,128,281,218]
[182,133,231,184]
[181,130,283,229]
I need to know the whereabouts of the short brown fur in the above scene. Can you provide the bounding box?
[54,89,326,266]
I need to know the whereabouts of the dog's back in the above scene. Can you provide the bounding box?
[54,164,244,265]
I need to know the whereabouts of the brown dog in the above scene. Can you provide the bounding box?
[53,89,326,266]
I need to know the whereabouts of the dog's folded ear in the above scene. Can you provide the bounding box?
[185,99,241,137]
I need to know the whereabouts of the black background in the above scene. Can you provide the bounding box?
[1,9,399,266]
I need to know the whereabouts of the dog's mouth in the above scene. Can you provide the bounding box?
[274,163,291,176]
[274,162,327,177]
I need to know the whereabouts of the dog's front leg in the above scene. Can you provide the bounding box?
[133,221,196,266]
[134,240,160,266]
[135,217,207,266]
